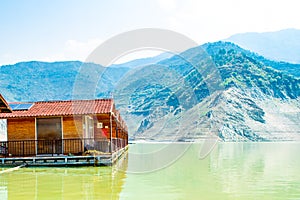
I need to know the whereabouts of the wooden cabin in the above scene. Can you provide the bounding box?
[0,98,128,157]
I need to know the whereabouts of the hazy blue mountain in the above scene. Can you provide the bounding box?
[0,61,129,102]
[0,42,299,141]
[225,28,300,64]
[109,52,172,69]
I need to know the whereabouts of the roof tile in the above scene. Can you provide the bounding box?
[0,99,113,118]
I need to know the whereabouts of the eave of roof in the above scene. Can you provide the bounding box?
[0,94,12,113]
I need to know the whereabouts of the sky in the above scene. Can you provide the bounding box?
[1,0,300,65]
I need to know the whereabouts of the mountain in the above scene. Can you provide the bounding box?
[225,28,300,64]
[110,52,172,69]
[0,53,172,102]
[115,42,300,141]
[0,61,129,102]
[0,42,299,141]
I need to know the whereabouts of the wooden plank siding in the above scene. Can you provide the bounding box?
[94,113,128,141]
[94,114,111,139]
[111,115,128,142]
[7,118,36,156]
[7,118,35,140]
[62,116,83,154]
[63,116,84,139]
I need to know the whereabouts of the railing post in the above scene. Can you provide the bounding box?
[22,141,24,157]
[52,140,54,156]
[5,142,7,158]
[109,140,112,153]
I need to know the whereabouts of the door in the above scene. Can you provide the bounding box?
[36,118,62,155]
[83,116,94,150]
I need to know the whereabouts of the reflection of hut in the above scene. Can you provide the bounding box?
[1,154,128,199]
[0,98,128,157]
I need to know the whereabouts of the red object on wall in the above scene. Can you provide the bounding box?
[102,128,109,137]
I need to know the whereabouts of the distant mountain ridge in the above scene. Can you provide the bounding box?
[110,52,172,69]
[0,61,130,102]
[0,41,299,141]
[225,28,300,64]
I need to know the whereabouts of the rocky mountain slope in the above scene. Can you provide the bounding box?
[116,42,300,141]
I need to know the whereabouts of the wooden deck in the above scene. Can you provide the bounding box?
[0,146,128,167]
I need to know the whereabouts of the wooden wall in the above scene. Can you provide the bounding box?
[94,114,111,139]
[63,116,83,139]
[93,113,128,141]
[5,112,128,156]
[7,116,85,140]
[7,118,35,140]
[62,116,84,154]
[7,118,36,156]
[6,114,127,142]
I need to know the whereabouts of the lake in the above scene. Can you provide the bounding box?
[1,142,300,199]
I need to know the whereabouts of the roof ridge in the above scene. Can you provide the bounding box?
[9,98,113,104]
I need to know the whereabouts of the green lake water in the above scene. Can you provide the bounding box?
[1,142,300,200]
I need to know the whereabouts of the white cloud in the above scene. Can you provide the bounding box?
[157,0,177,12]
[0,53,17,65]
[64,38,103,61]
[156,0,300,44]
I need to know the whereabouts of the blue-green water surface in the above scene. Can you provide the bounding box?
[1,142,300,200]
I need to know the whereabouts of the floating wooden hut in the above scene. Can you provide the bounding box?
[0,97,128,166]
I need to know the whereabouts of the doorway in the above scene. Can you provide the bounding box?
[83,116,94,150]
[36,118,62,155]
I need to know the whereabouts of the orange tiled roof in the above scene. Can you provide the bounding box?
[0,99,113,118]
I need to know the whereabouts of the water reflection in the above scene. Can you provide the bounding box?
[0,153,128,200]
[120,143,300,199]
[120,143,229,199]
[210,142,300,199]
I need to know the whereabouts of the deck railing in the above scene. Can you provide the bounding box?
[0,138,127,157]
